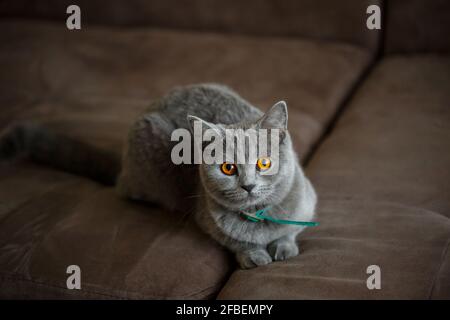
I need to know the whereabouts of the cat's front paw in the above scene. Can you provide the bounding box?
[236,249,272,269]
[267,239,299,261]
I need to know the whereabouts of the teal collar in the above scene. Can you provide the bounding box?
[239,207,319,227]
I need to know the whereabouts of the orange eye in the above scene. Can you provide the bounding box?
[257,157,271,171]
[221,163,237,176]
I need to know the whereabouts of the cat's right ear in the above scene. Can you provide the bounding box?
[257,101,288,130]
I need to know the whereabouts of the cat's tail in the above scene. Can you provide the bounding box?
[0,122,121,185]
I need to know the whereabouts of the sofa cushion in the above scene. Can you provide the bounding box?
[218,55,450,299]
[0,20,374,160]
[309,55,450,217]
[0,161,232,299]
[0,0,381,50]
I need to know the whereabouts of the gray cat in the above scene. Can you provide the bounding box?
[0,84,317,269]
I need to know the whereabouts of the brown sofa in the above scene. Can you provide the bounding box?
[0,0,449,299]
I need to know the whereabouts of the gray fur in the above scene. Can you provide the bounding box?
[0,83,317,269]
[118,84,317,269]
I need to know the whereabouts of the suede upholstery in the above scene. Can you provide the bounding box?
[385,0,450,53]
[0,0,381,50]
[0,19,373,298]
[0,162,231,299]
[0,1,449,299]
[218,56,450,299]
[0,21,373,160]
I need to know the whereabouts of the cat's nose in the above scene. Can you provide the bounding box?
[241,184,256,193]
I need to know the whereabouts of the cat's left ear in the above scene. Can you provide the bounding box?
[257,101,288,130]
[187,115,222,137]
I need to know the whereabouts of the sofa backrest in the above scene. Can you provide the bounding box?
[0,0,381,51]
[384,0,450,53]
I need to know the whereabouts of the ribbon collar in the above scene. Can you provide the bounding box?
[239,207,319,227]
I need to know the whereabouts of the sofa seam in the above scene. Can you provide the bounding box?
[302,57,379,166]
[0,274,126,299]
[302,0,387,166]
[0,273,221,299]
[428,236,450,299]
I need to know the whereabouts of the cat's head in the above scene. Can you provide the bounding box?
[188,101,298,211]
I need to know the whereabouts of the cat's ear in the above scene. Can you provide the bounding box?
[187,115,221,136]
[257,101,288,130]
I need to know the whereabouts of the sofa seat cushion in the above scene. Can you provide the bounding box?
[0,20,373,160]
[218,200,450,299]
[308,55,450,217]
[218,55,450,299]
[0,161,232,299]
